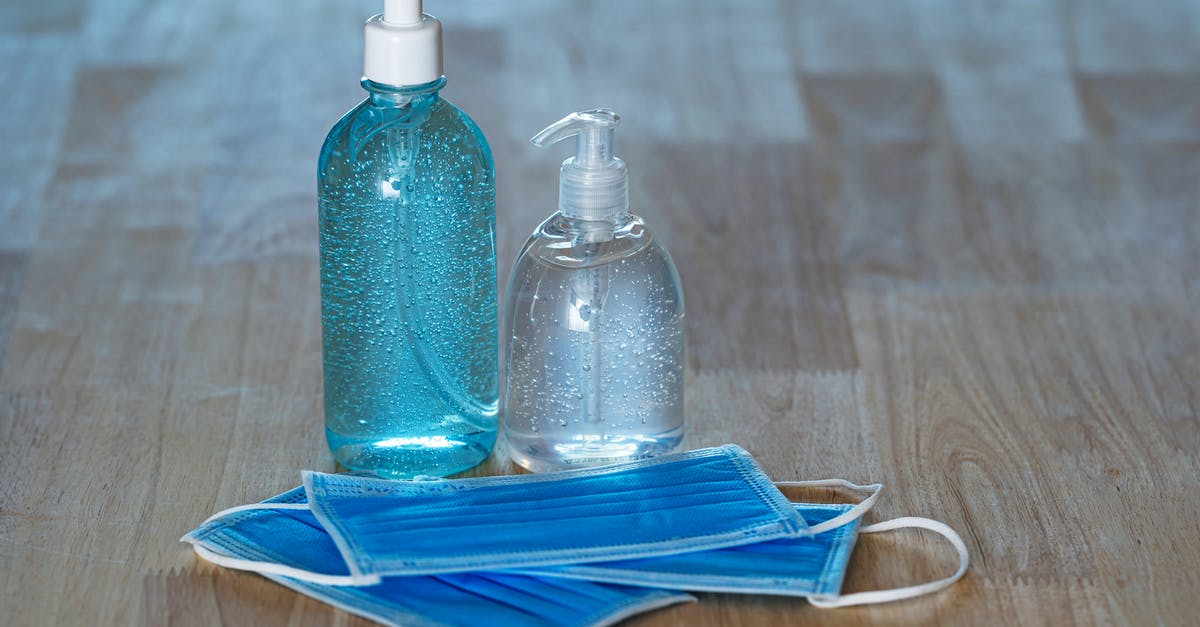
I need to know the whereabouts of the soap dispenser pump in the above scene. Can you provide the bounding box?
[503,109,685,472]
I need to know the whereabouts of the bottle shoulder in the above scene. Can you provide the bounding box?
[319,95,492,173]
[506,214,685,326]
[513,212,677,273]
[437,96,492,154]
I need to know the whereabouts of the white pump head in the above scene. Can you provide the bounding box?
[531,109,628,220]
[364,0,443,86]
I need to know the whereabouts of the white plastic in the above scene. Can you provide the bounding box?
[364,0,443,86]
[808,516,970,608]
[531,109,629,221]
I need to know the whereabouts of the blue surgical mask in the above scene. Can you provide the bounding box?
[517,502,865,597]
[185,448,968,612]
[303,445,811,583]
[183,487,693,627]
[516,480,969,608]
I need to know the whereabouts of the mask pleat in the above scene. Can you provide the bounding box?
[263,486,309,504]
[345,483,753,529]
[188,503,693,626]
[303,446,809,576]
[525,503,861,597]
[226,515,353,576]
[507,571,633,606]
[337,495,792,567]
[431,573,572,625]
[460,572,583,612]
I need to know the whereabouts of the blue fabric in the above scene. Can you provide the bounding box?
[515,503,861,596]
[185,487,692,627]
[304,445,810,579]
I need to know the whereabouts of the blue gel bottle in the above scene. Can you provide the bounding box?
[318,0,497,478]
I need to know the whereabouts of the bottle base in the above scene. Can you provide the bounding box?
[328,430,495,479]
[504,428,683,473]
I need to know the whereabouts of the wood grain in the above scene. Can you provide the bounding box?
[1,0,1198,625]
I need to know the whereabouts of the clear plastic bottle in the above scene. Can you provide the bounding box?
[319,1,497,478]
[503,110,685,472]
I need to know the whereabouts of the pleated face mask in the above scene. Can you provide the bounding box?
[185,479,967,612]
[303,445,810,583]
[184,445,969,615]
[516,480,970,608]
[182,487,693,627]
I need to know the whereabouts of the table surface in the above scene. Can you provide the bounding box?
[2,0,1198,625]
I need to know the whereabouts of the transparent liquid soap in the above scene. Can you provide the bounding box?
[503,110,685,472]
[319,2,497,479]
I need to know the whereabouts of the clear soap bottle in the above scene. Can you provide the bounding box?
[503,110,685,472]
[318,0,497,478]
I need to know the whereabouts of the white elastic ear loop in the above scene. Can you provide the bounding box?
[186,541,378,587]
[807,516,970,608]
[774,479,884,535]
[180,502,383,587]
[192,501,310,528]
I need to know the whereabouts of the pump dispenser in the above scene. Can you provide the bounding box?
[530,109,628,225]
[318,0,497,479]
[503,109,686,472]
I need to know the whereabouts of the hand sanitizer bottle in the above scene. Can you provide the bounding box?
[503,109,685,472]
[318,0,497,478]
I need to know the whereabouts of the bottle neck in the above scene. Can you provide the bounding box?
[361,76,445,107]
[556,155,628,224]
[552,211,638,244]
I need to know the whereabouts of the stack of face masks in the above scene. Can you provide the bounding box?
[182,445,968,626]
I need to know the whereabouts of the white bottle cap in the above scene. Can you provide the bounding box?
[364,0,443,86]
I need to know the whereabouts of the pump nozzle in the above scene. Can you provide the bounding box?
[383,0,424,25]
[532,109,628,220]
[532,109,620,165]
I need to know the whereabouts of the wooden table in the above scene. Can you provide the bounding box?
[2,1,1197,624]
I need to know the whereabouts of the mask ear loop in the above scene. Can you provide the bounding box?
[773,479,884,535]
[181,502,384,587]
[807,516,970,608]
[186,541,377,587]
[192,501,310,527]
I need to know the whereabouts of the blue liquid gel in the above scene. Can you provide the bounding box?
[318,79,497,478]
